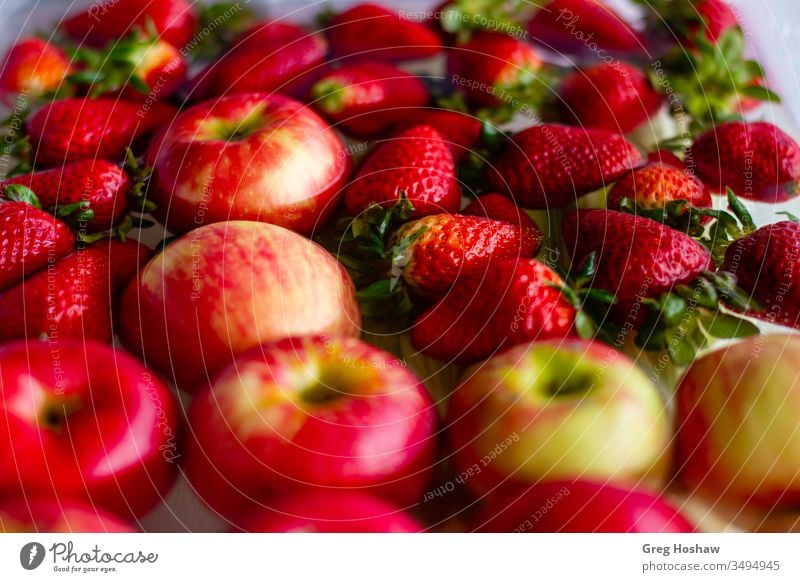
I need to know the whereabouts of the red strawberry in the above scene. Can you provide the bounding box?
[691,0,740,45]
[558,62,663,134]
[527,0,644,55]
[488,124,643,209]
[326,3,443,62]
[0,247,113,343]
[62,0,198,49]
[27,98,174,167]
[0,38,70,100]
[0,195,75,291]
[607,163,711,212]
[72,36,187,101]
[233,21,311,49]
[189,28,327,100]
[462,193,539,230]
[410,258,576,364]
[390,214,542,297]
[309,63,428,139]
[721,220,800,330]
[390,108,482,158]
[104,238,154,292]
[447,32,544,108]
[1,161,131,232]
[345,124,461,218]
[562,209,713,315]
[647,149,686,169]
[690,122,800,202]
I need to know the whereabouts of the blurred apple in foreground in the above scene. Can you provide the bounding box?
[0,341,179,519]
[447,340,671,496]
[0,498,136,533]
[474,480,694,533]
[677,334,800,511]
[185,336,438,519]
[119,221,361,392]
[233,492,423,533]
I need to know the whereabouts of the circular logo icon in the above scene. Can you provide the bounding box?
[20,542,46,570]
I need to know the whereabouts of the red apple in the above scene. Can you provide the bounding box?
[447,339,671,496]
[474,480,694,532]
[677,334,800,511]
[0,340,180,518]
[233,491,424,533]
[145,93,352,235]
[0,497,137,533]
[119,221,362,392]
[185,335,438,519]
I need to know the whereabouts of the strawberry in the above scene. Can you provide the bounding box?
[607,163,711,213]
[344,124,461,218]
[104,238,154,292]
[488,124,643,209]
[0,188,75,291]
[462,193,539,230]
[189,27,327,101]
[390,109,482,159]
[26,98,175,167]
[390,213,542,297]
[693,0,740,44]
[62,0,198,49]
[721,220,800,330]
[0,38,70,100]
[410,258,576,364]
[309,63,429,139]
[69,34,187,100]
[326,3,443,62]
[557,62,663,134]
[527,0,644,55]
[447,32,544,108]
[562,209,713,316]
[0,247,113,343]
[1,160,131,232]
[690,122,800,202]
[647,149,686,169]
[233,21,311,49]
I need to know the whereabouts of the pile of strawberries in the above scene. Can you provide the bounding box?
[0,0,798,533]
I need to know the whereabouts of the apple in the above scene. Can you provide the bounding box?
[474,480,694,532]
[0,498,137,533]
[119,220,362,392]
[232,491,424,533]
[0,340,180,518]
[446,339,671,496]
[677,334,800,511]
[184,335,438,519]
[145,93,352,235]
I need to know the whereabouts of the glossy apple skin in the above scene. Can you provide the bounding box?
[119,221,362,392]
[447,339,671,496]
[145,93,352,235]
[0,497,137,533]
[185,336,438,519]
[474,480,694,533]
[0,341,180,518]
[677,335,800,510]
[232,491,424,533]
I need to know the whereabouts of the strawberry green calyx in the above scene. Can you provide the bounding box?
[310,79,348,114]
[192,2,257,61]
[636,271,760,366]
[652,28,781,131]
[439,0,539,43]
[2,183,41,208]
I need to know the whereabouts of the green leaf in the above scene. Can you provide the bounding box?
[701,312,760,339]
[3,184,41,208]
[574,311,597,340]
[740,84,781,103]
